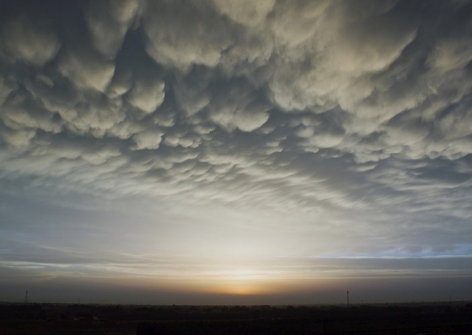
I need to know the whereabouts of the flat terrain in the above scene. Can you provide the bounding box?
[1,302,472,334]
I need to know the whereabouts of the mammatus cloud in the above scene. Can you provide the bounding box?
[84,0,141,59]
[127,77,165,114]
[1,0,472,289]
[0,15,60,66]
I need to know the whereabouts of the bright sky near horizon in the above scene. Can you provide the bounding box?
[1,0,472,304]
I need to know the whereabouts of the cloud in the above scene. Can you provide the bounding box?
[0,124,36,149]
[127,77,165,114]
[0,15,60,66]
[142,0,233,72]
[133,129,164,150]
[172,70,212,116]
[427,36,472,71]
[330,12,417,74]
[208,84,271,132]
[83,0,140,58]
[212,0,276,27]
[210,98,269,132]
[0,0,472,267]
[58,49,115,92]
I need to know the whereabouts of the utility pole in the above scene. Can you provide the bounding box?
[347,290,350,307]
[24,290,29,304]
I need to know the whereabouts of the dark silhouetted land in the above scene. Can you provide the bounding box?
[1,301,472,334]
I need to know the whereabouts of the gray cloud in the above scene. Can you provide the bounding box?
[143,0,233,72]
[58,48,115,92]
[83,0,141,58]
[0,15,60,66]
[127,76,165,114]
[1,0,472,291]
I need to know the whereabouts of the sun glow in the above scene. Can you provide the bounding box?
[213,268,275,295]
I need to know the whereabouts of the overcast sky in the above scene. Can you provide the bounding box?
[1,0,472,304]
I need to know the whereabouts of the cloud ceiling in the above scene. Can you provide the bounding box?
[1,0,472,262]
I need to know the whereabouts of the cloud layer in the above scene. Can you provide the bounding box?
[1,0,472,296]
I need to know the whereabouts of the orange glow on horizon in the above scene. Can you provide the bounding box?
[101,264,348,298]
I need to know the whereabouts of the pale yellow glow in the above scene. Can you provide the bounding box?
[103,258,343,298]
[210,268,283,295]
[222,281,260,295]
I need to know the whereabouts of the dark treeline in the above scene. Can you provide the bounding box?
[1,302,472,334]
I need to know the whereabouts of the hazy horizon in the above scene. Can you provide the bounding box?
[1,0,472,305]
[4,269,472,305]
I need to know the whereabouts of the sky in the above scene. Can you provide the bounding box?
[1,0,472,305]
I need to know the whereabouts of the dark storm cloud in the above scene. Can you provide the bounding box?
[1,0,472,262]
